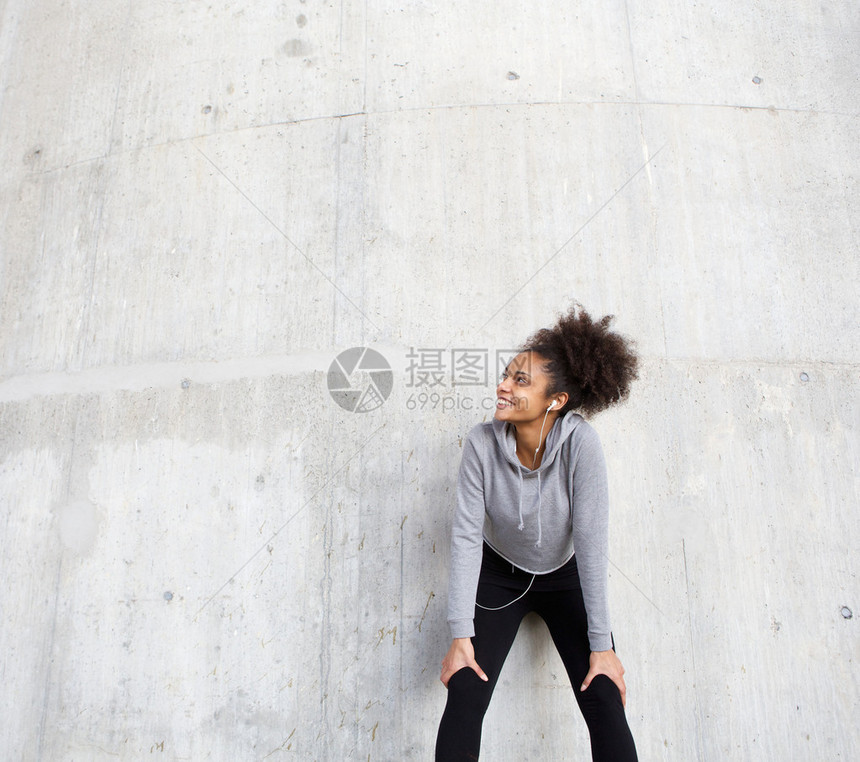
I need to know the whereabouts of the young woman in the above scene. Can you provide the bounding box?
[435,306,639,761]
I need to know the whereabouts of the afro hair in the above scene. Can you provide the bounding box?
[521,304,639,417]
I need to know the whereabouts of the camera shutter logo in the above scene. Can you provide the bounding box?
[327,347,393,413]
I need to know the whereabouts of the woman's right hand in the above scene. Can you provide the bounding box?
[440,637,488,687]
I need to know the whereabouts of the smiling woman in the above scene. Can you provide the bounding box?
[435,304,640,762]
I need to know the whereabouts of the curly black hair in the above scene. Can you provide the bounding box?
[521,304,639,417]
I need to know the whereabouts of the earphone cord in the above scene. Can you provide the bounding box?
[482,403,552,611]
[531,404,554,469]
[475,572,537,610]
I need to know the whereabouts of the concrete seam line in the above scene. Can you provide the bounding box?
[0,353,338,402]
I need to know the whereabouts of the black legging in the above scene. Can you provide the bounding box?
[436,545,638,761]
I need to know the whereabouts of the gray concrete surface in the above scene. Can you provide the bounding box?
[1,1,858,760]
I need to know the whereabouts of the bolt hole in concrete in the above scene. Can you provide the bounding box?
[202,105,212,114]
[181,378,191,389]
[841,606,853,619]
[752,76,762,84]
[799,372,810,382]
[24,145,43,164]
[164,591,174,602]
[507,71,520,80]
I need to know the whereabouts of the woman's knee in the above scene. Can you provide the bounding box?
[576,674,625,719]
[446,667,495,715]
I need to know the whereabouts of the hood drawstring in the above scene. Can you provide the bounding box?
[508,410,569,542]
[517,467,525,531]
[515,469,543,546]
[535,471,543,548]
[527,406,553,546]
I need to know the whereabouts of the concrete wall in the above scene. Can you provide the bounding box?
[1,1,857,760]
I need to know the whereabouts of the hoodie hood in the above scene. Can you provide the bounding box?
[491,410,584,473]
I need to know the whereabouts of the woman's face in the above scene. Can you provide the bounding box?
[494,352,557,423]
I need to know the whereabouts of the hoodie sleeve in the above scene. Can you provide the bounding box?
[570,424,613,652]
[446,425,486,639]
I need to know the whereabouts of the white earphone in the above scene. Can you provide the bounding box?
[532,400,559,468]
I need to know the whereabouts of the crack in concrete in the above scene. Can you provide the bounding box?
[192,143,380,332]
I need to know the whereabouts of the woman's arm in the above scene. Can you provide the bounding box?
[446,427,486,639]
[439,427,488,685]
[570,425,628,703]
[570,424,612,652]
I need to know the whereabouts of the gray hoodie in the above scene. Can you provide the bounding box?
[447,411,613,652]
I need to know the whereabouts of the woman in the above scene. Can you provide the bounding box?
[435,305,639,761]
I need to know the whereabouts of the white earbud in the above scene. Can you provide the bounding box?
[534,400,558,468]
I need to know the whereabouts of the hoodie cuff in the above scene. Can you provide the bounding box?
[449,619,475,640]
[588,633,613,652]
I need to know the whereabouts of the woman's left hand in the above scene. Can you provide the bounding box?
[580,649,627,706]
